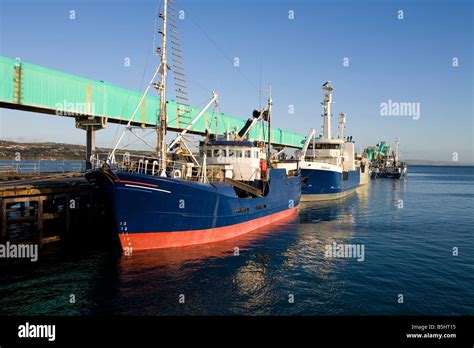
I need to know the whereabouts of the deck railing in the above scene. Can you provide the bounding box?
[4,162,41,174]
[92,152,228,182]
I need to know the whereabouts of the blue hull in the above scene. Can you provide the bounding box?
[86,168,301,250]
[301,168,360,200]
[370,171,404,179]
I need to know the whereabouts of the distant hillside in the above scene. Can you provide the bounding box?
[0,140,153,160]
[1,140,473,165]
[406,159,474,166]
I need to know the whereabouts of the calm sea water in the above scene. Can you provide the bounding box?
[0,166,473,315]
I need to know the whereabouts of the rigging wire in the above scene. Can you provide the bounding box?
[110,0,266,159]
[173,0,260,93]
[110,52,153,148]
[122,129,157,149]
[109,0,161,150]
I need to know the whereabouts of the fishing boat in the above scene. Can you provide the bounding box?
[85,0,300,251]
[368,138,408,179]
[297,82,360,201]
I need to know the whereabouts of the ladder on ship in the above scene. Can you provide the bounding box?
[166,0,193,129]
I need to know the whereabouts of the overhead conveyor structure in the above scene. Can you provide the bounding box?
[0,55,305,150]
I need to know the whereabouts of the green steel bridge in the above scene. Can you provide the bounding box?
[0,56,305,159]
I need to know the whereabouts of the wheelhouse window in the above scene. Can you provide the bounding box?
[206,149,212,157]
[245,150,251,158]
[228,149,235,157]
[309,143,341,150]
[237,150,243,158]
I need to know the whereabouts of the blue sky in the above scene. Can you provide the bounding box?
[0,0,472,162]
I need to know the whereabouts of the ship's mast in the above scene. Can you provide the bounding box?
[395,137,400,163]
[321,81,334,140]
[338,112,346,140]
[156,0,169,176]
[266,85,272,166]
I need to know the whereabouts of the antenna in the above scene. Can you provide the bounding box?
[321,81,334,140]
[266,85,272,166]
[259,61,262,109]
[338,112,346,140]
[214,97,219,138]
[395,137,400,163]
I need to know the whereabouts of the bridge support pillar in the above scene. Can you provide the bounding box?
[86,126,95,170]
[76,116,107,170]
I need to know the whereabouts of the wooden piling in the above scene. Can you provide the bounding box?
[37,197,43,248]
[1,199,6,238]
[0,173,96,246]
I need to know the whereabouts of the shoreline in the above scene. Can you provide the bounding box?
[1,140,473,166]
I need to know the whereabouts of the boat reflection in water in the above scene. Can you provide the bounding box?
[119,209,298,268]
[110,191,369,315]
[112,210,300,315]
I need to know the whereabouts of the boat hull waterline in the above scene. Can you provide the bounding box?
[87,168,301,251]
[301,167,360,201]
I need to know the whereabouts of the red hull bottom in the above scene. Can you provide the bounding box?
[119,207,297,251]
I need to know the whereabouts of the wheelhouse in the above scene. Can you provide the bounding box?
[199,138,266,181]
